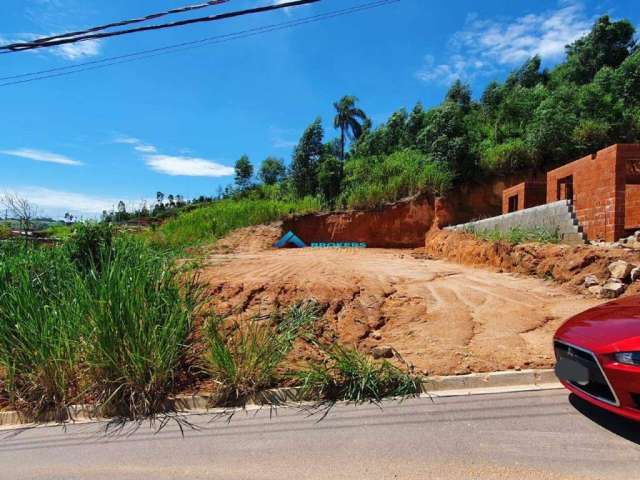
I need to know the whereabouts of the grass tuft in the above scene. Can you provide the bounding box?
[294,345,422,406]
[0,246,84,420]
[81,235,198,419]
[203,301,319,407]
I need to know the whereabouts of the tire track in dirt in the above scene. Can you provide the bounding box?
[198,248,604,375]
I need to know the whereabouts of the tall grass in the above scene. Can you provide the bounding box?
[0,228,200,420]
[294,345,422,405]
[149,197,321,250]
[203,301,319,406]
[0,246,84,420]
[82,235,198,419]
[339,149,455,209]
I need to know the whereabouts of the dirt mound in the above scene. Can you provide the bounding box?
[425,229,640,292]
[282,195,435,248]
[198,248,600,376]
[209,223,283,254]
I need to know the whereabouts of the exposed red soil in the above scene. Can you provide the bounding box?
[282,195,435,248]
[197,242,601,376]
[208,223,283,254]
[425,228,640,292]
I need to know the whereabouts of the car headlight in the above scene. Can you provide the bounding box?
[614,352,640,366]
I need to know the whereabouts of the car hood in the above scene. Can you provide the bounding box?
[555,295,640,352]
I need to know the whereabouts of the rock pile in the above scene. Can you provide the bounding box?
[591,231,640,250]
[584,259,639,298]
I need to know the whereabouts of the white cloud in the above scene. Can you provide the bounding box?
[145,155,234,177]
[113,135,140,145]
[416,54,492,84]
[417,1,591,84]
[51,39,101,60]
[114,136,157,153]
[0,148,83,166]
[134,144,157,153]
[0,33,101,60]
[115,135,234,177]
[0,186,144,218]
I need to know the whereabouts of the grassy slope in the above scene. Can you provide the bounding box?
[148,197,321,250]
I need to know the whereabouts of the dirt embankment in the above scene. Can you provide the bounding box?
[198,243,600,376]
[282,195,435,248]
[208,223,283,254]
[425,229,640,295]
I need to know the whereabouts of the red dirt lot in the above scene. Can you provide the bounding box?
[199,226,602,376]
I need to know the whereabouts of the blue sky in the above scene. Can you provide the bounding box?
[1,0,638,218]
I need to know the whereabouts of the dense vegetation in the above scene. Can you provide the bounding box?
[346,15,638,185]
[0,228,197,420]
[229,15,638,211]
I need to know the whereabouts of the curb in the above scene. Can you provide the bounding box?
[0,369,560,428]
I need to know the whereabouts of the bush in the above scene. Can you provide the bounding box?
[0,247,84,420]
[81,235,198,419]
[0,223,11,240]
[203,301,319,406]
[294,345,422,404]
[339,149,454,209]
[480,139,535,174]
[66,222,114,273]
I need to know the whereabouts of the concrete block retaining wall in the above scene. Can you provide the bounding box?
[446,200,585,244]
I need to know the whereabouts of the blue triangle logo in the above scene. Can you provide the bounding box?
[274,231,307,248]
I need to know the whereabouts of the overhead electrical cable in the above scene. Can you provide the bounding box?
[3,0,232,48]
[0,0,399,88]
[0,0,320,53]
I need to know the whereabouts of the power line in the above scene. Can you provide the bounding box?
[0,0,399,88]
[1,0,320,53]
[2,1,232,48]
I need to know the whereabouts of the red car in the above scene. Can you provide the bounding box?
[554,295,640,422]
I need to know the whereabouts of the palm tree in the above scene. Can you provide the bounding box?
[333,95,367,160]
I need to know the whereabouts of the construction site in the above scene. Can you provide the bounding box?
[197,144,640,377]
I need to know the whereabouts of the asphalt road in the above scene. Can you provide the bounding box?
[1,390,640,480]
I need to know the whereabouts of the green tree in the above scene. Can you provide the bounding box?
[258,157,286,185]
[291,118,324,197]
[618,50,640,106]
[317,150,343,205]
[234,155,254,190]
[333,95,368,160]
[418,102,473,178]
[526,88,579,165]
[405,103,427,148]
[384,109,408,153]
[563,15,636,84]
[506,56,546,88]
[445,79,472,112]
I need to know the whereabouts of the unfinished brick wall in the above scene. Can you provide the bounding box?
[501,182,547,214]
[626,184,640,230]
[546,144,640,242]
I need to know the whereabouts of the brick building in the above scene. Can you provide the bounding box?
[502,144,640,242]
[502,181,547,214]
